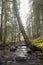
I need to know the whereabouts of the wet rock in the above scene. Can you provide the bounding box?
[15,56,27,61]
[10,46,17,52]
[0,59,5,65]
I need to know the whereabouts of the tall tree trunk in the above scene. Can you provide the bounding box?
[41,12,43,34]
[3,0,7,44]
[0,0,3,41]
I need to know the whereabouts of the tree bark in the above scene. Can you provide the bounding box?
[0,0,3,41]
[3,0,7,44]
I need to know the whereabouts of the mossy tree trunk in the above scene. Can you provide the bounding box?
[13,0,32,47]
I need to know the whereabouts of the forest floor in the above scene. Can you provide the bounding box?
[0,35,43,49]
[0,39,43,65]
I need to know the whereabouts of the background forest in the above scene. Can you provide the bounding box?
[0,0,43,48]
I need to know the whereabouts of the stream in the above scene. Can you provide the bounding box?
[0,45,43,65]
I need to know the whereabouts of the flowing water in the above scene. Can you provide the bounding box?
[0,46,43,65]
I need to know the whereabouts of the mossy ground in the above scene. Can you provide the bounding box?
[31,35,43,48]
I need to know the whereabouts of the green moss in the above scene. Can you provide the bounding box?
[31,35,43,48]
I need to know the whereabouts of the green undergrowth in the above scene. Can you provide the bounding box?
[31,35,43,48]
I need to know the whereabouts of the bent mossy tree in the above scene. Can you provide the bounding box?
[13,0,42,52]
